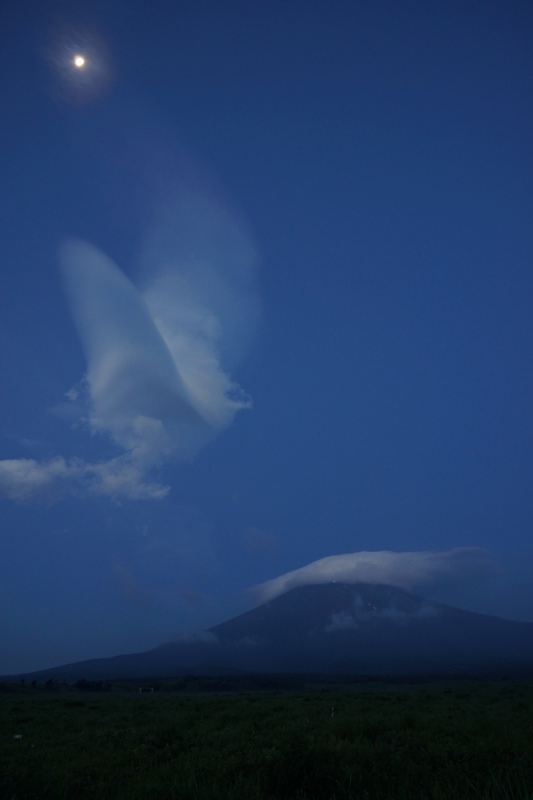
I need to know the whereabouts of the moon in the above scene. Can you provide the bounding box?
[73,55,86,69]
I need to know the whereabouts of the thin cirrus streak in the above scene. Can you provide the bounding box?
[0,188,259,502]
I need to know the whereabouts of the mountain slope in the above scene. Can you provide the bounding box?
[5,583,533,681]
[210,582,533,673]
[209,582,442,643]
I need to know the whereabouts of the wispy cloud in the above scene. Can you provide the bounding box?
[252,548,497,603]
[0,454,168,502]
[0,180,259,503]
[0,457,76,503]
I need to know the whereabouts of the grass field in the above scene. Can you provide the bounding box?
[1,679,532,799]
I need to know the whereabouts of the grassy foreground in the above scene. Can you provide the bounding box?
[1,680,532,799]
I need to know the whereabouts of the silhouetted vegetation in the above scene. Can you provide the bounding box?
[1,679,532,798]
[74,678,113,692]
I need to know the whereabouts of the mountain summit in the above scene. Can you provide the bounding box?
[6,583,533,681]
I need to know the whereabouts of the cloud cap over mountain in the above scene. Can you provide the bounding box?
[252,548,497,603]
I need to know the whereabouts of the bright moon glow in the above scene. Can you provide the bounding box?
[73,55,86,68]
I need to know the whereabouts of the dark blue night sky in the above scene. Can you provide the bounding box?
[1,0,533,673]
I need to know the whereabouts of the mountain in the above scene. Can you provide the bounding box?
[5,583,533,682]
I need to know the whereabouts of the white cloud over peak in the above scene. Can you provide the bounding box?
[252,548,497,603]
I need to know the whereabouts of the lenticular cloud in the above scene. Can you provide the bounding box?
[0,185,259,502]
[252,548,497,602]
